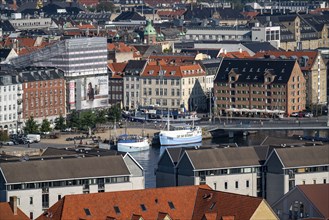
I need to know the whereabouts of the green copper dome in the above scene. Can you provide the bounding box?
[144,20,156,35]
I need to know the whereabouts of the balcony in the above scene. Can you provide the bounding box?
[17,107,23,114]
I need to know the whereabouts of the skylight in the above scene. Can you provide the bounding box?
[84,208,91,216]
[140,204,147,211]
[114,206,121,214]
[168,201,175,210]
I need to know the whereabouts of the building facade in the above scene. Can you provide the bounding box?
[20,67,66,124]
[254,51,327,109]
[214,58,306,116]
[156,147,263,197]
[140,62,207,111]
[264,145,329,205]
[0,72,22,134]
[0,154,144,218]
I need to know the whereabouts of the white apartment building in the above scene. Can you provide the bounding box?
[140,63,207,111]
[185,26,252,42]
[252,24,281,48]
[122,60,147,109]
[9,16,56,30]
[0,74,22,134]
[0,154,144,219]
[156,147,263,197]
[265,145,329,205]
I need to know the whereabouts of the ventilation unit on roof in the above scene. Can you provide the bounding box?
[246,75,250,79]
[254,76,258,80]
[278,76,282,80]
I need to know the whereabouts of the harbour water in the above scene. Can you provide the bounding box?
[131,130,329,188]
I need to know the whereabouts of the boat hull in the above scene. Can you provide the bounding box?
[159,129,202,146]
[117,140,150,152]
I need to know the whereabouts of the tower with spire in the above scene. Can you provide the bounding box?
[143,20,156,45]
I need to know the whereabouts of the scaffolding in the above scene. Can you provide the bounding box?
[9,40,67,68]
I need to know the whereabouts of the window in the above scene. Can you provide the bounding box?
[30,212,33,220]
[224,182,228,189]
[58,195,61,201]
[246,180,249,188]
[235,181,239,189]
[140,204,147,211]
[324,179,327,184]
[84,208,91,216]
[30,197,33,205]
[168,201,175,210]
[114,206,120,214]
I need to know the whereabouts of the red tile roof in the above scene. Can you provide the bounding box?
[222,51,251,58]
[108,62,127,78]
[253,50,318,71]
[298,184,329,219]
[157,9,186,17]
[77,24,96,29]
[141,63,206,78]
[78,0,99,6]
[37,185,269,220]
[0,202,30,220]
[148,54,196,63]
[241,11,259,18]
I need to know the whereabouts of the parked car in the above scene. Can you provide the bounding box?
[1,141,14,146]
[303,112,313,118]
[290,112,299,117]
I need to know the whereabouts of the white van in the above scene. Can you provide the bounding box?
[26,134,41,143]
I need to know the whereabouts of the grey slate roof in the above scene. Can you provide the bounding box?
[184,147,262,170]
[214,58,296,84]
[124,60,147,75]
[0,155,130,183]
[274,145,329,168]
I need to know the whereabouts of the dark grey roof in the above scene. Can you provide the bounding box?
[166,147,185,164]
[124,60,147,75]
[0,155,130,183]
[18,67,64,82]
[0,20,16,32]
[184,7,244,21]
[183,147,262,170]
[42,147,119,157]
[214,58,296,84]
[0,49,12,59]
[181,48,220,59]
[114,11,145,21]
[274,145,329,168]
[242,42,278,53]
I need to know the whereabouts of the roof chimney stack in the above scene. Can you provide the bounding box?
[9,196,18,215]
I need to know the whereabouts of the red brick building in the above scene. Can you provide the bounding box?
[214,58,306,116]
[20,67,66,124]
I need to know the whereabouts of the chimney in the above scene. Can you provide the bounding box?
[9,196,17,215]
[239,48,242,53]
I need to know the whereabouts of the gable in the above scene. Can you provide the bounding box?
[250,200,278,220]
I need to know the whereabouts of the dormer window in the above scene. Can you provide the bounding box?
[230,76,235,81]
[267,77,271,82]
[149,70,154,75]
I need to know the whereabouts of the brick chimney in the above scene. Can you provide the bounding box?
[9,196,17,215]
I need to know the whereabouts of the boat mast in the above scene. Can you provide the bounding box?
[167,108,170,131]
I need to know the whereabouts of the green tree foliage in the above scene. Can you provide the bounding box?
[40,119,52,133]
[0,130,9,142]
[55,114,66,130]
[67,110,80,128]
[24,116,39,134]
[95,109,107,125]
[96,2,116,12]
[80,110,96,129]
[107,105,122,122]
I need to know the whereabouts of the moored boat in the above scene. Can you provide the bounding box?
[117,134,150,152]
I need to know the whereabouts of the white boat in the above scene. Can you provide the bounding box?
[159,123,203,146]
[117,134,150,152]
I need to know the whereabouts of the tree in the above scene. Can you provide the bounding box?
[40,119,52,133]
[24,116,39,134]
[107,105,122,122]
[95,109,107,125]
[55,114,66,130]
[0,130,9,142]
[67,110,80,129]
[80,110,96,129]
[96,2,116,12]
